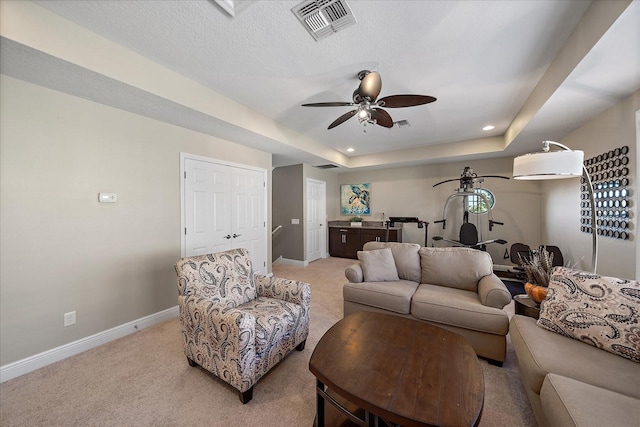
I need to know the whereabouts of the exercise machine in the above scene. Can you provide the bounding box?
[432,167,508,250]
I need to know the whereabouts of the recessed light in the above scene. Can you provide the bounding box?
[482,125,495,131]
[347,148,354,152]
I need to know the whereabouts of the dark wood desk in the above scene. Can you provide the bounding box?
[309,312,484,427]
[329,226,402,259]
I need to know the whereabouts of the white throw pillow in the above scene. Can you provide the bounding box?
[357,248,400,282]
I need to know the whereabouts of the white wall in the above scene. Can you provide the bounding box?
[337,157,543,265]
[544,90,639,279]
[0,75,272,365]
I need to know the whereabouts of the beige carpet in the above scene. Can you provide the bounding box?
[0,257,536,426]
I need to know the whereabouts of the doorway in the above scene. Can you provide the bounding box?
[307,178,326,263]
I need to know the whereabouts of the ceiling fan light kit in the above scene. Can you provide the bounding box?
[302,70,436,130]
[356,105,371,122]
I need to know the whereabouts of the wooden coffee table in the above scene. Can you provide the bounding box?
[309,311,484,427]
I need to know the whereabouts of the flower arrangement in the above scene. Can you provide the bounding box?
[518,246,555,303]
[518,246,555,287]
[349,216,363,222]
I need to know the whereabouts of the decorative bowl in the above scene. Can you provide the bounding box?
[524,282,547,304]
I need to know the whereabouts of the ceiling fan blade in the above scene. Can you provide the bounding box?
[378,95,437,108]
[476,175,510,180]
[302,102,355,107]
[432,178,460,187]
[358,71,382,101]
[328,110,357,129]
[371,108,394,128]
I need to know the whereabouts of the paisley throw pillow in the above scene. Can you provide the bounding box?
[537,267,640,363]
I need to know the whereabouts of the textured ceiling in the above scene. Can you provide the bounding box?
[2,0,639,169]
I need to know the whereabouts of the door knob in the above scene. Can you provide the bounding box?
[224,235,232,239]
[233,233,242,238]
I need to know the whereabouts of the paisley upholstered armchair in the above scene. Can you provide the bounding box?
[175,248,311,403]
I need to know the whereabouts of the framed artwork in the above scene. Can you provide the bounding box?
[341,183,371,215]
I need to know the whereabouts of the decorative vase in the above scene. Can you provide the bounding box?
[524,282,547,304]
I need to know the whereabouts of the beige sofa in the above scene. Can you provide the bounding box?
[344,242,512,365]
[510,267,640,427]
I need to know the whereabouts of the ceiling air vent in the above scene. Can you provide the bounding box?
[292,0,357,41]
[314,164,340,169]
[395,120,411,128]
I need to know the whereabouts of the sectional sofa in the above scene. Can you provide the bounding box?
[510,267,640,427]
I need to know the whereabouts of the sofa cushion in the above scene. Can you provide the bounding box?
[363,242,422,283]
[411,284,509,335]
[418,247,492,291]
[343,280,419,314]
[357,248,399,282]
[541,373,640,427]
[238,297,304,355]
[509,315,640,399]
[538,267,640,363]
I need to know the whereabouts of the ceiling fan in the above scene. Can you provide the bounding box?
[302,70,437,129]
[433,166,509,192]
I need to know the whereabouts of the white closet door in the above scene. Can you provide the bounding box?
[182,154,267,275]
[184,159,232,256]
[231,168,267,274]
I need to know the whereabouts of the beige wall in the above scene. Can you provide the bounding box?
[0,75,272,365]
[3,74,636,370]
[543,90,639,279]
[335,92,639,278]
[337,158,543,264]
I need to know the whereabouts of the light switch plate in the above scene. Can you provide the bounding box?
[64,311,76,327]
[291,219,300,225]
[98,193,117,203]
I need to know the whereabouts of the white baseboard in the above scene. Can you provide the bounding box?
[281,258,308,267]
[272,255,283,266]
[0,305,179,383]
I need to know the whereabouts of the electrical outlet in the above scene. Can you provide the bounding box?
[64,311,76,327]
